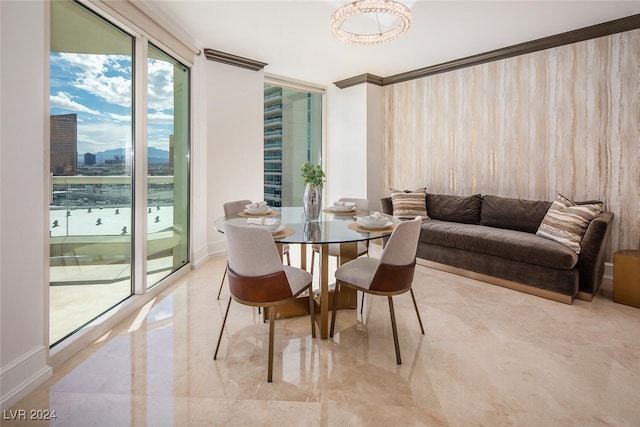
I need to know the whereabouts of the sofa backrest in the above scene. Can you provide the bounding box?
[427,194,481,224]
[383,193,603,235]
[480,195,552,233]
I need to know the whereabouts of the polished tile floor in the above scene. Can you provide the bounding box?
[6,245,640,426]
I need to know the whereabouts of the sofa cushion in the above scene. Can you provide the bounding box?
[536,194,603,254]
[427,194,481,224]
[480,195,552,233]
[391,190,428,219]
[420,220,578,270]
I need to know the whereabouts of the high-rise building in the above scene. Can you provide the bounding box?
[84,152,96,166]
[50,113,78,176]
[263,85,322,207]
[264,85,284,207]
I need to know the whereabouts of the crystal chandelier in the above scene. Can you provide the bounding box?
[330,0,412,45]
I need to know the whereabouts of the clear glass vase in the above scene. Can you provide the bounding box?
[303,184,322,221]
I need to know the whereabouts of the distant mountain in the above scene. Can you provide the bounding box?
[79,147,170,164]
[148,147,170,164]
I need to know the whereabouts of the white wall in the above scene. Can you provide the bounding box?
[325,84,368,205]
[205,61,265,255]
[189,54,209,267]
[325,83,384,211]
[0,0,53,408]
[366,84,384,212]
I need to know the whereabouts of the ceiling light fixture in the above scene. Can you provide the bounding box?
[330,0,411,45]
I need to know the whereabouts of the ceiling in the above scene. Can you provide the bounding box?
[141,1,640,86]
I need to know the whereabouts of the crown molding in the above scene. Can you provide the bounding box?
[333,14,640,88]
[203,48,267,71]
[333,73,384,89]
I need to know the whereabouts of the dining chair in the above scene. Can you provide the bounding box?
[217,199,290,300]
[329,216,424,364]
[310,198,370,312]
[214,222,316,382]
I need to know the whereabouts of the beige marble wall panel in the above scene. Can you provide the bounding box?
[384,29,640,259]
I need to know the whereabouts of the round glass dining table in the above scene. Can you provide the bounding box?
[214,206,400,338]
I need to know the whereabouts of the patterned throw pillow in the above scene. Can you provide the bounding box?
[391,190,428,220]
[536,194,603,254]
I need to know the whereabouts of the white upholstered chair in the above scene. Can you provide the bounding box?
[217,199,290,300]
[214,222,316,382]
[330,217,424,364]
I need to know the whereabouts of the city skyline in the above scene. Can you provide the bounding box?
[50,51,176,155]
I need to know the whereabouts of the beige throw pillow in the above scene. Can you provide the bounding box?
[391,190,428,220]
[536,194,603,254]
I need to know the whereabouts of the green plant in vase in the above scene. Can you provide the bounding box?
[301,162,325,221]
[301,162,326,187]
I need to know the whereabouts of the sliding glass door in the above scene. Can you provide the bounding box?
[49,1,190,346]
[50,0,134,345]
[146,44,189,287]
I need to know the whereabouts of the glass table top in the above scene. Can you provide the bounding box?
[213,206,399,245]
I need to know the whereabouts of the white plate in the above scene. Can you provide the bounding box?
[244,208,270,215]
[357,220,392,230]
[331,205,356,212]
[270,224,286,234]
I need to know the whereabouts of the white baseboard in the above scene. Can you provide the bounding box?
[207,241,226,258]
[603,261,613,281]
[0,345,52,410]
[191,243,211,268]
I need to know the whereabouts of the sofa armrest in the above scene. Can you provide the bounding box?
[577,211,614,297]
[381,197,393,215]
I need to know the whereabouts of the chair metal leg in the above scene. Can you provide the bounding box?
[310,250,316,275]
[308,285,316,338]
[330,282,340,337]
[410,288,425,334]
[388,296,402,364]
[286,251,291,266]
[214,297,232,360]
[216,265,228,300]
[268,306,275,382]
[360,249,369,314]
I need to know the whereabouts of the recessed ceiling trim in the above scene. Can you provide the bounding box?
[203,48,267,71]
[334,13,640,88]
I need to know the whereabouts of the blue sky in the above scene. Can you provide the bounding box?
[50,52,175,154]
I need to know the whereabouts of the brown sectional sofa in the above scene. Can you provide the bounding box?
[381,194,613,303]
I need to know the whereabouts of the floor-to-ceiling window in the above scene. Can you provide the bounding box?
[263,83,323,207]
[49,0,190,346]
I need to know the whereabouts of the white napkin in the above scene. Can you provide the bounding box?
[246,201,267,210]
[247,217,280,226]
[361,211,387,226]
[333,201,356,207]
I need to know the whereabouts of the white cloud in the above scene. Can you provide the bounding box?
[148,59,175,111]
[148,111,174,124]
[106,112,132,122]
[56,53,132,108]
[77,120,132,154]
[50,92,102,116]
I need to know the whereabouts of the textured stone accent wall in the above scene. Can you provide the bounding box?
[383,29,640,259]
